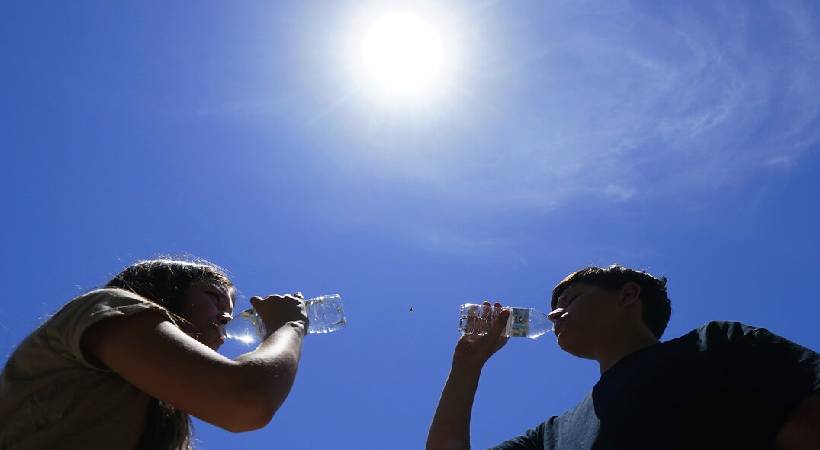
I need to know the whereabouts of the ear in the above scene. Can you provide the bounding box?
[619,282,641,307]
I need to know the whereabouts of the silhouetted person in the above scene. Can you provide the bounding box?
[1,258,308,449]
[427,265,819,450]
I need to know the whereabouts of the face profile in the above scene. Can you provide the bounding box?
[550,283,627,360]
[429,265,819,450]
[180,282,235,350]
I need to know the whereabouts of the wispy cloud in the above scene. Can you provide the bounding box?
[765,155,798,170]
[319,1,820,216]
[603,184,637,202]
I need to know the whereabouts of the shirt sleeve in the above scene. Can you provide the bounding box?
[42,288,177,369]
[488,418,553,450]
[744,323,819,391]
[702,321,819,422]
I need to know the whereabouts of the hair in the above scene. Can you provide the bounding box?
[104,257,234,450]
[550,265,672,339]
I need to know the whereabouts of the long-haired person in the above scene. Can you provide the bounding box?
[0,258,308,450]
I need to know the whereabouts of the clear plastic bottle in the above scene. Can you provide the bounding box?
[458,303,553,339]
[226,294,346,345]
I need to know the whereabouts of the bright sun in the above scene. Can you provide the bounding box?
[357,12,452,103]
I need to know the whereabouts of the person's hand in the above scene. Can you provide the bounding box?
[250,292,308,336]
[452,301,510,372]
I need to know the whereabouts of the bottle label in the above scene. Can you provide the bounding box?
[507,307,530,337]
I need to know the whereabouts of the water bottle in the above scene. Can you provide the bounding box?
[458,303,553,339]
[226,294,346,345]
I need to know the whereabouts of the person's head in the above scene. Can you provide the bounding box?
[103,257,235,450]
[105,257,236,351]
[548,265,671,359]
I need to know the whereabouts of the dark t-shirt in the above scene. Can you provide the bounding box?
[490,321,819,450]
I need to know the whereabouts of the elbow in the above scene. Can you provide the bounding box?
[216,391,279,432]
[221,403,276,433]
[220,366,298,432]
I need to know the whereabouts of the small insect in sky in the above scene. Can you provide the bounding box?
[409,306,414,313]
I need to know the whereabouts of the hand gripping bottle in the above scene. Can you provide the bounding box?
[458,303,552,339]
[226,294,346,345]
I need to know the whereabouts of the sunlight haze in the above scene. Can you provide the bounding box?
[2,1,819,449]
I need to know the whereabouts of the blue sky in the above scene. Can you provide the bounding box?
[2,1,819,449]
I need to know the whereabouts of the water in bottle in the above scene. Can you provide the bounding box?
[304,294,347,334]
[225,294,346,345]
[458,303,552,339]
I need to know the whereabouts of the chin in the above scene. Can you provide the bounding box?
[556,335,591,359]
[556,334,571,352]
[209,336,225,350]
[198,331,223,350]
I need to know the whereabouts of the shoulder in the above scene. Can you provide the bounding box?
[658,321,789,357]
[66,287,159,310]
[686,320,769,345]
[696,320,760,335]
[682,321,817,365]
[44,288,176,368]
[51,288,175,326]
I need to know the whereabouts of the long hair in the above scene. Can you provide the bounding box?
[104,257,234,450]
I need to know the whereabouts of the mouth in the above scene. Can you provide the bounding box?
[209,332,225,350]
[206,321,227,348]
[209,318,226,334]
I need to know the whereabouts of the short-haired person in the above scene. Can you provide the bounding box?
[0,258,309,450]
[427,265,819,450]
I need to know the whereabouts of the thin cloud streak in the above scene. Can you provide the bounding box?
[320,1,820,214]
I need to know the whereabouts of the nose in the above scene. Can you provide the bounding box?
[216,313,232,326]
[547,308,565,323]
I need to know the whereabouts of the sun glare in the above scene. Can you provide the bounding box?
[357,12,452,103]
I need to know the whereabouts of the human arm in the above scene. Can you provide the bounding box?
[81,293,307,432]
[776,391,820,450]
[426,303,510,450]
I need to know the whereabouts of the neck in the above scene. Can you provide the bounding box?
[597,326,659,373]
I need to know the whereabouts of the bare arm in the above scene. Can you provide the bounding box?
[81,294,306,432]
[427,304,510,450]
[776,392,820,450]
[427,362,484,450]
